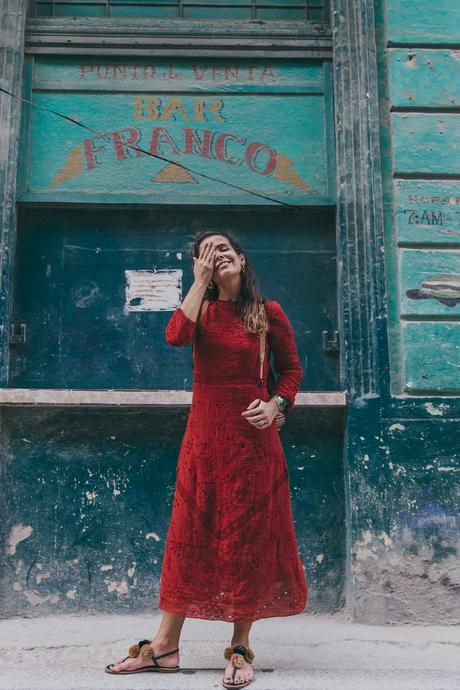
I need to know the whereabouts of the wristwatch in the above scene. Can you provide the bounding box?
[273,393,288,412]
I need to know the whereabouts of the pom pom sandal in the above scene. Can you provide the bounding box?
[104,639,180,674]
[222,644,255,688]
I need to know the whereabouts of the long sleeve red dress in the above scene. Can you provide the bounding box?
[157,298,308,622]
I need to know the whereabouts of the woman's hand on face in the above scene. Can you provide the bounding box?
[241,398,278,429]
[193,240,217,287]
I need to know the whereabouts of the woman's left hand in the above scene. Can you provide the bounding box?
[241,398,278,430]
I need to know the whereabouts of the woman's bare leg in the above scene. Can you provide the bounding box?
[153,611,186,648]
[223,621,254,686]
[231,620,252,647]
[109,612,185,673]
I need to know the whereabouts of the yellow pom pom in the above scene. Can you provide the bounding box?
[224,646,234,661]
[230,653,244,668]
[140,643,154,658]
[128,644,140,658]
[223,645,255,665]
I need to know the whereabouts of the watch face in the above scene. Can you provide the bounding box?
[276,395,287,410]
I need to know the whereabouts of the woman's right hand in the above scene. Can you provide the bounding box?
[193,240,217,287]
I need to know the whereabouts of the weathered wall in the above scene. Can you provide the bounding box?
[1,407,345,616]
[1,0,459,625]
[342,0,460,624]
[379,0,460,394]
[0,0,27,617]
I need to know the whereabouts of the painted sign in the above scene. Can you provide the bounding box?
[124,269,182,313]
[400,250,460,314]
[395,180,460,244]
[19,58,335,205]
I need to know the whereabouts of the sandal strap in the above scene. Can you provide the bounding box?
[153,648,180,661]
[128,639,179,663]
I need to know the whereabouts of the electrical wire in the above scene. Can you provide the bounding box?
[1,86,305,209]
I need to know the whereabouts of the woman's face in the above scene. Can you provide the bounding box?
[199,234,245,283]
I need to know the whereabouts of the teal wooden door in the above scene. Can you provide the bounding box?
[10,206,339,391]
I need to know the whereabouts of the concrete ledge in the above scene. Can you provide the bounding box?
[0,389,347,407]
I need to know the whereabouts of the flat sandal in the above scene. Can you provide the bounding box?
[104,638,180,674]
[222,644,255,688]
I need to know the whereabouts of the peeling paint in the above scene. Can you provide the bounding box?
[5,524,33,555]
[66,589,77,599]
[353,526,460,624]
[105,578,129,595]
[389,423,406,432]
[145,531,161,541]
[378,532,392,547]
[35,572,50,584]
[23,590,60,606]
[423,402,445,417]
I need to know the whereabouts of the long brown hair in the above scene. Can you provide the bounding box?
[189,230,270,335]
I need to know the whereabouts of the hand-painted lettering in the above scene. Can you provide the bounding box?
[149,127,181,157]
[245,142,277,175]
[215,133,246,166]
[83,135,107,170]
[135,97,224,123]
[182,128,214,159]
[112,128,144,161]
[79,63,278,84]
[56,125,307,192]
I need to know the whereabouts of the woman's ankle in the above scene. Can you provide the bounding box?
[151,636,180,650]
[230,639,250,648]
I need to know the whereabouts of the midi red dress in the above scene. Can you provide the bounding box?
[158,298,308,622]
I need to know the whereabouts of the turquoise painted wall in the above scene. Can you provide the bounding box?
[379,0,460,394]
[347,0,460,625]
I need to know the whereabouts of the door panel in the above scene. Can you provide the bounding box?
[10,206,339,390]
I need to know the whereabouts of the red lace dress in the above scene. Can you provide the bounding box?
[157,298,308,622]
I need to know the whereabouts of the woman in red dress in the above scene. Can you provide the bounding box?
[105,230,308,688]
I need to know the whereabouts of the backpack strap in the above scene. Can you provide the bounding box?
[259,330,265,391]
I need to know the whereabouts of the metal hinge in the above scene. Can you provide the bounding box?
[9,323,27,345]
[322,329,339,352]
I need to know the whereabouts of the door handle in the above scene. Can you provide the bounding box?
[322,329,339,352]
[9,323,27,345]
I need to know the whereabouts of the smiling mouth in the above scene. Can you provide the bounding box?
[217,261,231,269]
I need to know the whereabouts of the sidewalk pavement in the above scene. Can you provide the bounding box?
[0,611,459,690]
